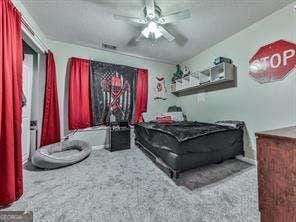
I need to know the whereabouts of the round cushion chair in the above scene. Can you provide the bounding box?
[31,140,91,169]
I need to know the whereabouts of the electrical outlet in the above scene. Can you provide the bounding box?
[30,120,37,127]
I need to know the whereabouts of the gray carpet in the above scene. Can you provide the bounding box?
[4,147,259,222]
[176,159,253,190]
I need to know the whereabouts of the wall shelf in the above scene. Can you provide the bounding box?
[171,62,237,97]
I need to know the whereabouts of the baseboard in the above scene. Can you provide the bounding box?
[236,155,257,165]
[92,144,109,150]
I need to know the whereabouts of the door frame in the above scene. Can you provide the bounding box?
[22,30,46,163]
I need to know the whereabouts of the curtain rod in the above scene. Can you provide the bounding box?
[21,15,49,53]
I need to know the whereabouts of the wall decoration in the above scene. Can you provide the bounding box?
[213,57,232,65]
[181,65,191,77]
[90,61,136,125]
[249,39,296,83]
[154,76,167,100]
[172,64,183,83]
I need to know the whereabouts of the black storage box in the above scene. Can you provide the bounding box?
[106,122,130,152]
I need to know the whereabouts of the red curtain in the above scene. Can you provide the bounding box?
[0,0,23,206]
[68,57,92,130]
[134,69,148,123]
[40,51,61,146]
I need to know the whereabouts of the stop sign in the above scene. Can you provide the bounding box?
[249,39,296,83]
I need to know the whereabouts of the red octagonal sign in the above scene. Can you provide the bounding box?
[249,39,296,83]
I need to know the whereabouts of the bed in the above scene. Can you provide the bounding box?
[135,121,244,179]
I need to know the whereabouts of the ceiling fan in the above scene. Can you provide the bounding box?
[113,0,191,46]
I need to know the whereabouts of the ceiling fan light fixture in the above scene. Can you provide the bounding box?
[141,21,163,39]
[114,1,190,45]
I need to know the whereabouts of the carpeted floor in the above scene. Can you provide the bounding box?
[176,159,253,190]
[4,147,259,222]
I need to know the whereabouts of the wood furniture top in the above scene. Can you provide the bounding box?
[256,126,296,142]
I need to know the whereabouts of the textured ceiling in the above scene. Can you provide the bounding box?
[21,0,293,64]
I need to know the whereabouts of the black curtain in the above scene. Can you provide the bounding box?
[90,61,136,125]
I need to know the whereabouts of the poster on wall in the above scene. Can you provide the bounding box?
[90,61,136,125]
[249,39,296,84]
[154,75,167,100]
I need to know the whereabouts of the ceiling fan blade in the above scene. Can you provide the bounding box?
[158,26,175,42]
[173,33,188,47]
[144,0,155,19]
[114,14,147,24]
[157,9,191,24]
[165,24,188,47]
[127,32,143,47]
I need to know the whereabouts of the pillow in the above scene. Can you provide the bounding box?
[156,116,173,124]
[215,121,245,129]
[161,112,184,122]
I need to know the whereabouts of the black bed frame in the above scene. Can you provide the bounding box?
[135,140,180,180]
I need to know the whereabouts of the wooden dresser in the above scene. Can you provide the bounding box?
[256,127,296,222]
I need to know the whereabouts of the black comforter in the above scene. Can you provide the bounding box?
[138,121,238,142]
[135,121,244,176]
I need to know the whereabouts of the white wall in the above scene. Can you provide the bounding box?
[47,40,175,137]
[178,3,296,159]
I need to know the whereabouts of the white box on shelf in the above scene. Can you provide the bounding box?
[189,74,200,87]
[175,79,182,91]
[211,63,225,82]
[199,69,211,84]
[181,77,190,89]
[170,83,176,92]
